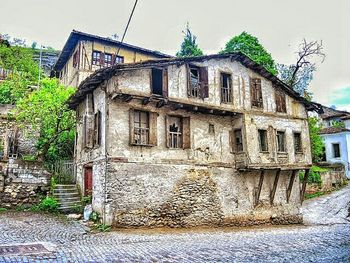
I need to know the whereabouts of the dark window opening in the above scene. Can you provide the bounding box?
[258,129,268,152]
[94,111,102,147]
[151,68,163,95]
[276,131,286,152]
[333,143,341,158]
[220,73,232,103]
[7,129,19,158]
[190,67,200,97]
[73,51,79,68]
[92,51,101,65]
[188,66,208,98]
[234,129,243,152]
[321,146,327,161]
[294,132,302,153]
[250,78,263,108]
[104,53,112,67]
[133,110,150,145]
[209,124,215,134]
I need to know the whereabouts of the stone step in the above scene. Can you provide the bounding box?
[55,185,78,190]
[55,196,81,202]
[53,188,79,193]
[58,200,82,206]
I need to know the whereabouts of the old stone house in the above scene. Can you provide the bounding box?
[68,52,314,227]
[52,30,171,88]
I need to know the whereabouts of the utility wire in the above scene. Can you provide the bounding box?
[116,0,139,56]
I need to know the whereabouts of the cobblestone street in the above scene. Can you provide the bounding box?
[0,186,349,262]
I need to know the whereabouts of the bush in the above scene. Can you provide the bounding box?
[0,208,7,212]
[31,197,59,213]
[299,165,326,186]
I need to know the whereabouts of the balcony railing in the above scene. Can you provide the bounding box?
[221,87,232,103]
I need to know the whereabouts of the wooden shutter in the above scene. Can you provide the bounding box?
[186,64,191,96]
[249,77,256,104]
[256,79,262,107]
[94,111,102,146]
[165,115,170,148]
[149,112,158,146]
[200,67,209,98]
[162,68,168,98]
[182,117,191,149]
[229,129,234,153]
[85,114,94,149]
[129,109,135,145]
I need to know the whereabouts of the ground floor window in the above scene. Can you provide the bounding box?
[332,143,341,158]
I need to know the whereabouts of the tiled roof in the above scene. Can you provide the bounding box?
[320,105,350,119]
[319,127,350,135]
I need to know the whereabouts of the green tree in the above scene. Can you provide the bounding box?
[0,43,40,104]
[308,117,325,163]
[221,32,277,75]
[15,78,76,163]
[176,24,203,57]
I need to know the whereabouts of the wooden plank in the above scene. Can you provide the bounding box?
[286,170,297,203]
[142,97,150,105]
[300,169,310,203]
[270,169,281,205]
[255,170,265,206]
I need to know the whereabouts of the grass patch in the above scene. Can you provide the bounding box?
[0,208,8,213]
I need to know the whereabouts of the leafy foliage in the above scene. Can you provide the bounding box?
[308,117,325,163]
[31,197,59,213]
[176,24,203,57]
[221,32,277,75]
[331,121,345,128]
[0,43,40,104]
[15,78,76,163]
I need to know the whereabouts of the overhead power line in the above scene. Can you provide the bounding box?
[116,0,139,56]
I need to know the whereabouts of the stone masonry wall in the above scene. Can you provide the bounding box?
[0,159,51,208]
[103,161,302,227]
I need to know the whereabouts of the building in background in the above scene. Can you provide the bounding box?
[69,52,315,227]
[318,106,350,178]
[52,30,171,88]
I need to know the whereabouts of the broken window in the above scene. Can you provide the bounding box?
[151,68,168,97]
[92,51,101,66]
[293,132,302,153]
[166,116,191,149]
[332,143,340,158]
[275,88,287,113]
[94,111,102,147]
[250,78,263,108]
[104,53,112,67]
[187,65,209,99]
[133,110,149,145]
[115,55,124,64]
[220,73,232,103]
[258,129,268,152]
[167,116,182,148]
[234,129,243,152]
[73,50,79,68]
[276,131,286,152]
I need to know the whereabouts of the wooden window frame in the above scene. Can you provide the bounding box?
[293,132,303,153]
[165,115,191,149]
[332,143,341,158]
[220,72,233,104]
[250,77,263,109]
[92,51,101,66]
[115,55,124,64]
[130,109,158,147]
[104,53,113,67]
[150,67,168,97]
[187,65,209,99]
[276,130,286,152]
[258,129,269,152]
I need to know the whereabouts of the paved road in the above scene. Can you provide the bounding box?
[0,187,349,262]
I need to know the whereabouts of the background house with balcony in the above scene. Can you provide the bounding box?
[52,30,171,88]
[68,52,315,227]
[318,106,350,178]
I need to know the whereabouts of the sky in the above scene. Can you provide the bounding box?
[1,0,349,111]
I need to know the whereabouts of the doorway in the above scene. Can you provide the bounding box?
[84,166,93,196]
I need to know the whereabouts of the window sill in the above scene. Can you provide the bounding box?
[277,152,288,155]
[131,143,154,147]
[259,151,270,154]
[295,152,303,155]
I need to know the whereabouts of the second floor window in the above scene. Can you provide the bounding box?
[104,53,112,67]
[115,55,124,64]
[275,88,287,113]
[250,78,263,108]
[92,51,101,65]
[234,129,243,152]
[151,68,168,96]
[276,131,286,152]
[73,50,79,68]
[293,132,302,153]
[258,129,268,152]
[187,65,209,99]
[220,73,232,104]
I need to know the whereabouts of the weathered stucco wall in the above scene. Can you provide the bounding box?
[104,162,301,227]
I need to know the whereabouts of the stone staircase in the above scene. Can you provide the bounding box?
[53,184,81,212]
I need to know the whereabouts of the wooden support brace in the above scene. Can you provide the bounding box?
[122,94,133,102]
[173,103,183,111]
[286,170,297,203]
[270,169,281,205]
[255,170,265,206]
[156,100,166,108]
[300,169,310,203]
[142,97,150,105]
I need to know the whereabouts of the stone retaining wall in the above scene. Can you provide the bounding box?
[0,159,51,208]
